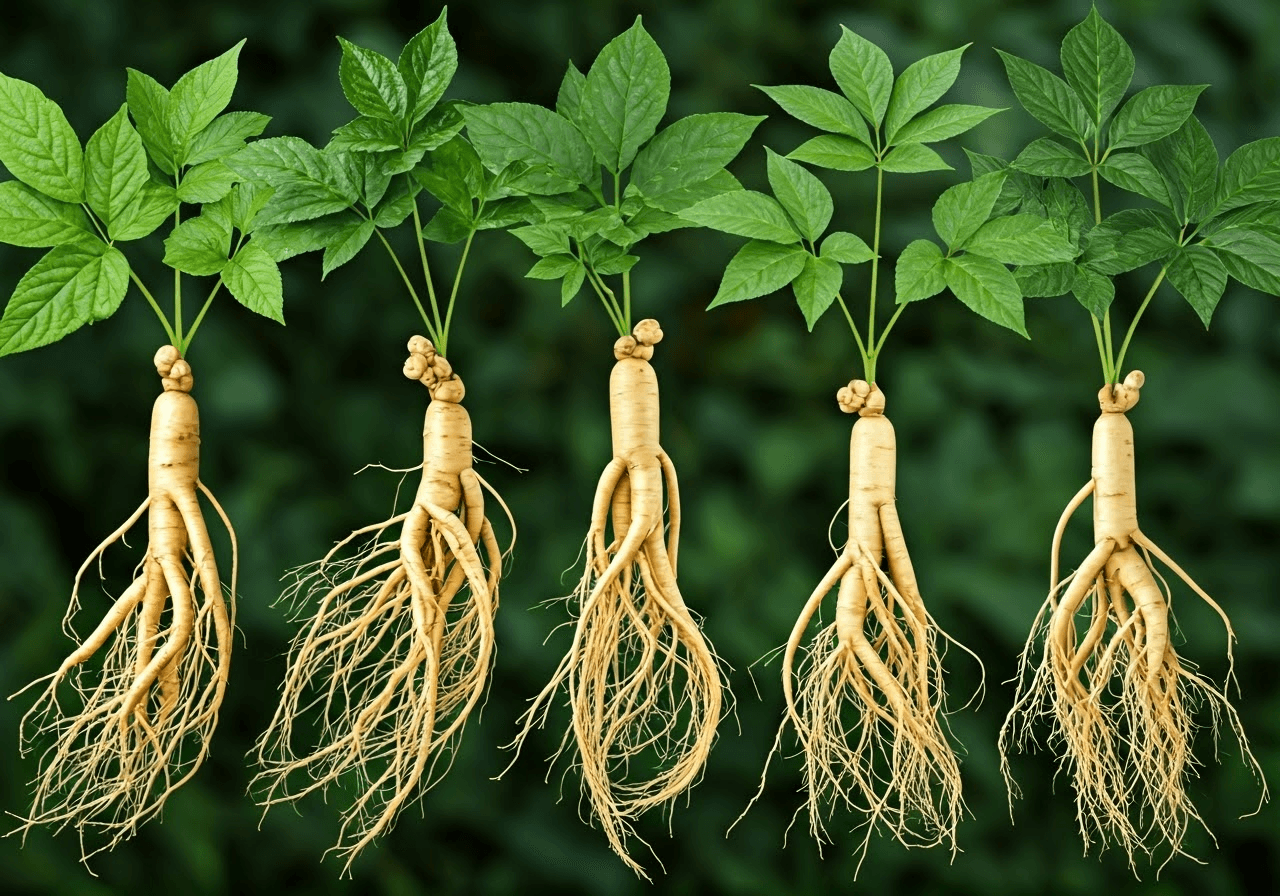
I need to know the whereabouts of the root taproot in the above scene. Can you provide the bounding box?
[504,320,724,880]
[9,347,236,865]
[251,338,511,875]
[999,371,1267,871]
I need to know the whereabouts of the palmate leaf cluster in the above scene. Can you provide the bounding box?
[460,17,762,311]
[0,42,280,356]
[992,4,1280,327]
[680,26,1076,338]
[223,10,530,286]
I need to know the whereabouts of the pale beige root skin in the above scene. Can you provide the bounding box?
[755,380,972,868]
[251,336,511,875]
[505,320,724,879]
[9,347,237,866]
[999,371,1267,871]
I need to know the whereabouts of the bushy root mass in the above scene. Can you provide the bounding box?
[251,337,510,873]
[1000,372,1267,869]
[507,320,724,878]
[10,347,237,864]
[761,381,972,866]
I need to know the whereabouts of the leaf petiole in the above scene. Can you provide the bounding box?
[375,228,439,344]
[1111,267,1166,379]
[410,198,446,343]
[127,268,179,347]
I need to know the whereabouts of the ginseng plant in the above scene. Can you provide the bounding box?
[224,10,518,872]
[460,17,761,876]
[992,5,1270,870]
[0,43,284,861]
[683,27,1059,865]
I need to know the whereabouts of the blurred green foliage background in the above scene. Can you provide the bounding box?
[2,1,1278,893]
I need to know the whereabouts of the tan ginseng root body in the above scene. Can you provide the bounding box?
[764,380,970,865]
[252,336,508,873]
[11,346,237,862]
[1000,371,1267,868]
[509,319,723,878]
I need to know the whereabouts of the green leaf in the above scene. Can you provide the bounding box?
[1097,152,1172,207]
[526,254,579,280]
[126,69,175,174]
[413,135,483,212]
[884,45,967,143]
[250,215,351,261]
[221,242,283,322]
[164,214,231,276]
[829,26,893,127]
[1210,137,1280,216]
[708,240,807,307]
[186,111,270,166]
[965,214,1076,265]
[83,104,148,228]
[421,206,472,243]
[169,41,245,164]
[945,253,1027,336]
[966,148,1008,179]
[932,171,1006,250]
[0,242,128,355]
[337,37,408,124]
[177,159,238,203]
[0,72,84,202]
[511,223,570,257]
[462,102,594,191]
[227,136,359,223]
[588,241,639,275]
[227,181,273,232]
[787,135,876,172]
[1015,261,1076,297]
[765,148,831,242]
[1107,84,1207,151]
[630,113,763,199]
[1205,228,1280,294]
[560,262,586,306]
[879,143,951,174]
[1072,264,1115,317]
[638,168,741,214]
[399,10,457,127]
[556,63,586,124]
[321,217,375,277]
[1041,179,1092,247]
[680,190,800,243]
[111,182,179,241]
[892,104,1000,146]
[1203,202,1280,238]
[1166,243,1226,326]
[894,239,947,303]
[1142,116,1217,224]
[329,116,403,153]
[1084,211,1178,274]
[995,50,1092,143]
[0,181,92,247]
[1012,137,1092,177]
[579,17,669,173]
[1060,6,1134,128]
[820,231,874,264]
[755,85,870,145]
[791,254,842,329]
[372,177,419,228]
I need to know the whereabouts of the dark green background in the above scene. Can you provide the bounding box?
[1,1,1277,893]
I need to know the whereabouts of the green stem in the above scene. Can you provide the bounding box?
[375,229,439,344]
[622,269,632,333]
[440,228,477,357]
[128,269,178,347]
[1090,315,1113,384]
[410,199,445,339]
[867,164,884,357]
[835,294,870,373]
[1112,268,1167,378]
[182,280,223,354]
[81,204,110,243]
[871,303,907,358]
[173,205,184,347]
[582,261,627,337]
[1088,156,1115,383]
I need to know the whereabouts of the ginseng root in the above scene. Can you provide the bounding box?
[251,336,509,874]
[754,380,972,867]
[999,371,1268,869]
[506,319,724,878]
[9,346,237,864]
